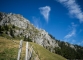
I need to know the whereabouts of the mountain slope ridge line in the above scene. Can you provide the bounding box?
[0,12,83,59]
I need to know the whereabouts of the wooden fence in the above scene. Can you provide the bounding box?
[17,40,33,60]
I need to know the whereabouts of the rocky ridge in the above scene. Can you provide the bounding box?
[0,12,59,52]
[0,12,83,59]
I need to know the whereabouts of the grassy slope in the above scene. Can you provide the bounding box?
[0,37,26,60]
[0,37,66,60]
[30,42,66,60]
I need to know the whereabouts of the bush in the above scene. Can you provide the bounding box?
[10,29,15,38]
[24,36,32,42]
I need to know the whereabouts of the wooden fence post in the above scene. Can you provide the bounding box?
[17,40,23,60]
[29,46,33,60]
[25,42,28,60]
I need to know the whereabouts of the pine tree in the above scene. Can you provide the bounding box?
[10,29,15,38]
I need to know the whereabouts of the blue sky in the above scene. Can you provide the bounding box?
[0,0,83,46]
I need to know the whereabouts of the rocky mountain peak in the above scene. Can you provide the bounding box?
[0,12,30,29]
[0,12,58,52]
[0,12,83,59]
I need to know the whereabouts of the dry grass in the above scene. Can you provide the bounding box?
[30,42,66,60]
[0,37,26,60]
[0,36,66,60]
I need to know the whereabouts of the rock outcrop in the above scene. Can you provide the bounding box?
[0,12,59,52]
[0,12,83,59]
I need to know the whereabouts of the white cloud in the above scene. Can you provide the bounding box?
[57,0,83,23]
[64,22,77,39]
[71,40,76,44]
[77,41,83,45]
[32,16,42,28]
[65,29,76,39]
[39,6,51,22]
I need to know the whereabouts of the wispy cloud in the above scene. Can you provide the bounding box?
[64,29,76,39]
[77,40,83,46]
[32,16,42,28]
[39,6,51,22]
[71,40,76,44]
[57,0,83,23]
[79,29,83,33]
[64,23,77,42]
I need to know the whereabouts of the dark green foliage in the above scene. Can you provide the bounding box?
[0,25,5,31]
[0,24,25,40]
[54,41,83,59]
[4,25,9,31]
[27,37,32,42]
[10,29,15,38]
[24,36,27,41]
[0,25,2,34]
[12,25,15,28]
[0,25,16,39]
[47,40,50,44]
[24,36,32,42]
[0,25,9,34]
[49,34,83,59]
[49,34,55,40]
[0,12,3,21]
[54,47,62,55]
[75,46,83,59]
[0,21,83,59]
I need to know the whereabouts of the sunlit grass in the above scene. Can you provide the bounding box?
[30,42,66,60]
[0,37,26,60]
[0,37,66,60]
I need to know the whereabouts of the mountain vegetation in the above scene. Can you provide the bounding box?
[0,37,66,60]
[49,34,83,59]
[0,12,83,59]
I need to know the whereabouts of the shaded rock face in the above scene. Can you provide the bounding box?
[0,12,60,52]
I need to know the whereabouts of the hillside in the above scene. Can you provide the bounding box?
[0,12,83,59]
[0,37,66,60]
[0,37,26,60]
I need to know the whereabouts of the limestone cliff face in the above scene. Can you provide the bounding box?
[0,12,30,29]
[0,12,59,52]
[1,12,83,59]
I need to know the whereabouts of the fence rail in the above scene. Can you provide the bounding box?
[17,40,23,60]
[25,42,28,60]
[17,40,33,60]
